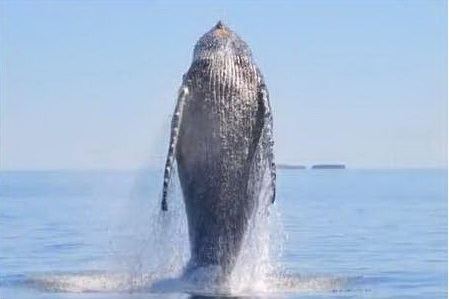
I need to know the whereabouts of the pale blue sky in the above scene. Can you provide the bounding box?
[1,1,447,170]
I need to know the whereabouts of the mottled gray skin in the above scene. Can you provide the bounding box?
[161,21,276,277]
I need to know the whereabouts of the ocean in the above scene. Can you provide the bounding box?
[0,169,447,298]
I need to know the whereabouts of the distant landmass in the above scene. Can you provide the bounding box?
[277,164,306,170]
[277,164,347,170]
[311,164,346,169]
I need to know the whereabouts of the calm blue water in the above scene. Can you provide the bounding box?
[0,169,447,298]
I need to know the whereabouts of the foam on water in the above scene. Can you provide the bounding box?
[24,271,353,295]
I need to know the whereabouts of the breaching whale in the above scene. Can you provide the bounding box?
[160,21,276,278]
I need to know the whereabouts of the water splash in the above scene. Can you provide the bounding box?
[224,171,284,294]
[108,167,190,286]
[17,168,353,296]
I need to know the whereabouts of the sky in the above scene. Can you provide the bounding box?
[0,1,447,170]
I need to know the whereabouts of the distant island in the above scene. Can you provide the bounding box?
[277,164,306,170]
[311,164,346,169]
[277,164,347,170]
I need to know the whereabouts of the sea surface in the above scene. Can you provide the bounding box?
[0,169,447,298]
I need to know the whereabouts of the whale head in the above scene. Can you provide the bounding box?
[192,21,253,62]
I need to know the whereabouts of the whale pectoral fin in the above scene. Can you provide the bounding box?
[161,85,189,211]
[258,84,276,204]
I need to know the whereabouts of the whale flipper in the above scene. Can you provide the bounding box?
[259,84,276,204]
[161,85,189,211]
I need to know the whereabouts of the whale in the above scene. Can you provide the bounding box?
[160,21,276,278]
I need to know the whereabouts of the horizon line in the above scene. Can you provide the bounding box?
[0,166,447,172]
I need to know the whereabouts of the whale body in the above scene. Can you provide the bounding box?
[161,21,276,277]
